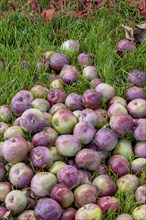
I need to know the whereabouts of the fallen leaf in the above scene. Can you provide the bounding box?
[121,25,134,41]
[134,22,146,42]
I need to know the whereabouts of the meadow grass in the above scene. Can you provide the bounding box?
[0,1,146,219]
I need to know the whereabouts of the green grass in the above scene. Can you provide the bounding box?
[0,1,146,219]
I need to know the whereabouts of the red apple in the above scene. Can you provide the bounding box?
[96,196,120,213]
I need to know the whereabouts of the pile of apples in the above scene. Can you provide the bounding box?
[0,40,146,220]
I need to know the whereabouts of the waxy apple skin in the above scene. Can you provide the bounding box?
[127,69,146,86]
[30,85,48,99]
[125,86,146,101]
[0,122,9,135]
[115,213,133,220]
[46,88,67,105]
[134,141,146,158]
[135,184,146,204]
[117,174,139,194]
[17,210,36,220]
[0,162,6,181]
[65,93,83,111]
[127,98,146,118]
[82,89,101,109]
[0,105,12,123]
[95,83,115,101]
[132,204,146,220]
[60,207,77,220]
[0,207,8,219]
[96,196,120,213]
[133,119,146,141]
[0,182,12,202]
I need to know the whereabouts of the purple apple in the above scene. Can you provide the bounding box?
[57,165,80,189]
[42,127,59,145]
[32,132,51,147]
[60,65,79,84]
[108,103,128,117]
[115,213,133,220]
[125,86,146,101]
[78,169,92,185]
[4,125,25,140]
[0,207,9,219]
[96,196,120,213]
[34,198,62,220]
[113,139,134,160]
[2,136,29,163]
[0,182,12,202]
[92,175,117,196]
[52,109,77,134]
[11,95,31,116]
[50,52,70,72]
[131,158,146,174]
[134,141,146,158]
[50,183,74,208]
[30,85,48,98]
[117,174,139,194]
[29,146,54,169]
[60,207,77,220]
[50,79,64,89]
[94,128,118,151]
[94,108,109,128]
[43,112,52,127]
[17,210,36,220]
[74,184,97,208]
[13,117,21,126]
[116,39,134,51]
[108,96,127,108]
[95,83,115,101]
[0,162,6,181]
[30,172,57,197]
[77,52,94,67]
[9,162,34,188]
[90,78,104,89]
[108,155,130,177]
[75,203,103,220]
[0,142,4,162]
[55,134,81,157]
[20,108,45,133]
[50,103,67,115]
[23,188,37,208]
[65,93,84,111]
[133,119,146,141]
[14,90,34,102]
[0,105,12,123]
[61,39,80,52]
[46,88,67,105]
[109,114,134,134]
[81,89,101,109]
[31,98,50,112]
[132,204,146,220]
[127,98,146,118]
[73,121,96,145]
[82,66,98,81]
[97,164,107,175]
[0,122,9,135]
[127,69,146,86]
[75,148,101,171]
[78,108,98,127]
[135,184,146,204]
[5,190,28,214]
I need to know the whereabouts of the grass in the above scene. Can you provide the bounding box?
[0,1,146,219]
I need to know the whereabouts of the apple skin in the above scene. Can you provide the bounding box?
[127,98,146,118]
[0,142,4,163]
[75,148,101,171]
[55,134,81,157]
[0,162,6,181]
[125,86,146,102]
[109,114,134,134]
[0,122,9,135]
[127,69,146,86]
[60,39,80,53]
[82,89,101,109]
[117,174,139,194]
[46,88,67,105]
[96,196,120,213]
[0,104,12,123]
[32,132,51,148]
[50,79,64,89]
[52,109,77,134]
[113,139,134,160]
[92,175,117,197]
[42,112,52,127]
[60,64,79,84]
[0,207,9,219]
[30,172,57,197]
[78,169,92,185]
[50,52,70,72]
[132,204,146,220]
[78,108,98,127]
[133,119,146,141]
[90,78,104,88]
[107,103,128,117]
[5,190,28,214]
[11,94,31,116]
[9,162,34,189]
[13,117,21,126]
[97,165,107,175]
[43,127,59,146]
[49,161,66,174]
[134,141,146,158]
[60,207,77,220]
[115,213,133,220]
[108,96,127,108]
[94,128,118,151]
[3,125,25,140]
[82,66,98,81]
[75,203,103,220]
[50,147,64,162]
[34,198,62,220]
[73,121,96,145]
[95,83,115,101]
[57,165,80,189]
[94,108,109,128]
[0,182,12,202]
[131,158,146,174]
[65,93,84,111]
[135,184,146,204]
[14,90,34,102]
[20,108,45,133]
[74,184,97,208]
[2,136,29,164]
[17,210,36,220]
[108,155,130,177]
[77,52,94,67]
[50,103,67,115]
[50,183,74,208]
[31,98,50,112]
[30,85,49,99]
[29,146,54,169]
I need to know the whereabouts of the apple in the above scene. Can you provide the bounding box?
[17,210,36,220]
[42,111,52,126]
[55,134,81,157]
[73,110,81,118]
[0,182,12,202]
[75,203,103,220]
[78,169,92,185]
[96,196,120,213]
[127,69,146,86]
[115,213,133,220]
[133,119,146,141]
[94,127,118,151]
[92,175,117,196]
[132,204,146,220]
[117,174,139,194]
[116,39,134,52]
[0,105,12,123]
[74,184,97,208]
[34,198,62,220]
[49,161,66,174]
[30,172,57,197]
[46,88,67,105]
[60,64,79,84]
[43,127,59,145]
[9,162,34,188]
[125,86,146,101]
[11,95,31,116]
[2,136,29,163]
[82,89,101,109]
[52,109,77,134]
[13,117,21,126]
[50,146,64,161]
[60,39,80,52]
[82,66,98,81]
[127,98,146,118]
[94,108,109,128]
[73,121,96,145]
[50,103,67,115]
[0,162,6,181]
[131,158,146,174]
[32,131,51,147]
[0,122,9,135]
[108,155,130,177]
[60,207,77,220]
[65,93,84,111]
[97,164,107,175]
[113,139,134,160]
[109,114,134,134]
[90,78,104,89]
[77,52,94,67]
[4,125,25,140]
[49,52,70,72]
[95,83,115,101]
[5,190,28,214]
[75,148,101,171]
[107,103,128,117]
[29,146,54,169]
[30,85,48,98]
[50,78,64,89]
[41,50,54,60]
[50,183,74,208]
[57,165,80,189]
[0,142,4,162]
[31,98,50,112]
[108,96,127,107]
[135,184,146,204]
[134,141,146,158]
[78,108,98,127]
[0,207,9,219]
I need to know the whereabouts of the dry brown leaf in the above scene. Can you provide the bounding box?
[2,210,11,219]
[121,25,134,41]
[41,9,55,20]
[134,22,146,42]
